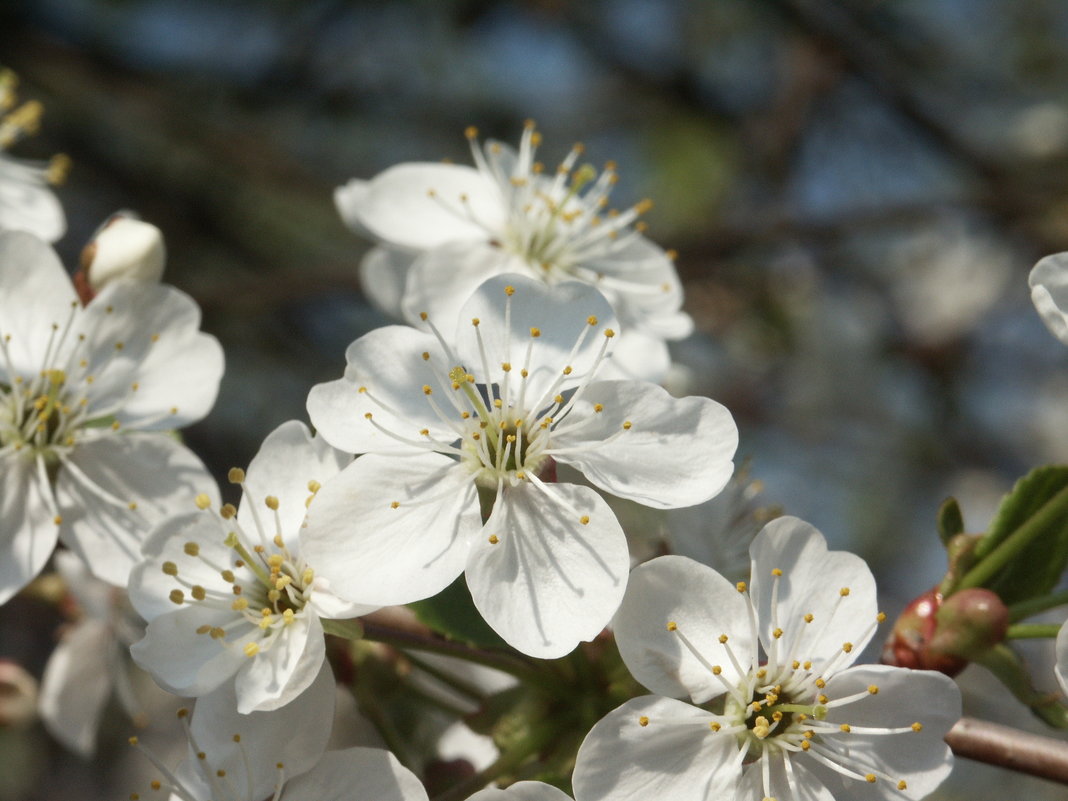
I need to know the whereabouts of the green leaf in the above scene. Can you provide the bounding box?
[408,575,508,649]
[936,497,964,546]
[972,466,1068,605]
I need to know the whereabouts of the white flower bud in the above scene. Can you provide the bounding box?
[82,215,165,291]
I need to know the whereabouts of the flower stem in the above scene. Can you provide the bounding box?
[974,644,1068,728]
[1005,623,1061,639]
[957,485,1068,592]
[946,716,1068,784]
[1008,589,1068,623]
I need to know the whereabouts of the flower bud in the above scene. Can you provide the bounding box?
[0,660,38,729]
[882,586,1009,676]
[75,214,165,303]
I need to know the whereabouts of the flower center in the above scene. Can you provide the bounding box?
[0,369,85,465]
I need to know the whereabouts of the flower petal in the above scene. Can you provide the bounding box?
[553,380,738,509]
[572,696,739,801]
[466,482,629,658]
[38,618,114,756]
[454,275,617,406]
[301,453,478,606]
[818,664,959,800]
[335,163,502,250]
[1030,252,1068,346]
[306,325,457,455]
[0,163,66,243]
[613,555,754,703]
[0,230,77,375]
[359,246,416,319]
[283,747,429,801]
[237,420,349,551]
[468,782,573,801]
[738,757,836,801]
[0,453,59,604]
[55,433,219,587]
[401,240,529,328]
[748,517,878,671]
[237,614,325,714]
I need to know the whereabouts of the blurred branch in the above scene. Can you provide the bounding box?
[947,716,1068,785]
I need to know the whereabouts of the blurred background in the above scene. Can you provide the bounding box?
[3,0,1068,798]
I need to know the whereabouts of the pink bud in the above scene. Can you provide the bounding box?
[881,588,968,676]
[929,588,1009,661]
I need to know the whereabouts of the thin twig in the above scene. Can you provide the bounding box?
[946,716,1068,785]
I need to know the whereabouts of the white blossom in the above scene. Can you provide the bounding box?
[129,420,374,714]
[572,516,960,801]
[335,121,691,382]
[1030,252,1068,346]
[303,274,737,658]
[0,231,223,601]
[82,213,166,293]
[0,69,66,242]
[469,782,575,801]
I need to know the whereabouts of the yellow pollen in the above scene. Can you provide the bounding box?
[389,501,399,509]
[210,627,225,639]
[563,366,573,375]
[803,660,812,669]
[865,774,876,784]
[840,587,850,596]
[709,721,721,731]
[232,598,249,611]
[267,554,284,568]
[501,362,511,372]
[221,503,237,519]
[911,722,923,732]
[604,329,615,338]
[712,666,722,675]
[840,724,851,732]
[471,317,480,326]
[420,312,428,321]
[800,740,810,751]
[771,568,783,577]
[736,581,747,593]
[877,612,887,622]
[194,494,212,510]
[265,495,279,510]
[897,781,908,790]
[772,627,783,639]
[504,285,515,296]
[579,515,590,525]
[53,515,63,525]
[530,327,541,337]
[818,694,828,704]
[493,398,503,408]
[196,625,211,635]
[814,678,826,688]
[183,542,201,556]
[162,561,178,576]
[804,613,814,623]
[420,428,429,436]
[191,586,206,601]
[110,421,121,431]
[151,781,161,791]
[465,125,478,139]
[842,642,854,653]
[755,668,767,679]
[228,468,245,484]
[622,421,632,430]
[169,589,184,605]
[221,569,235,582]
[554,394,564,404]
[282,609,296,625]
[666,621,677,631]
[423,385,433,395]
[421,351,430,361]
[639,716,649,727]
[587,315,598,326]
[364,412,373,419]
[488,535,499,544]
[868,685,879,695]
[358,386,367,394]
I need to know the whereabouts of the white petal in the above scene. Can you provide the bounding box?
[1030,252,1068,346]
[237,615,325,713]
[819,664,959,800]
[38,618,114,756]
[128,510,232,622]
[554,381,738,509]
[738,757,836,801]
[595,329,672,384]
[466,482,629,659]
[335,163,502,250]
[238,420,349,549]
[306,325,456,455]
[572,696,739,801]
[0,453,59,604]
[186,662,336,801]
[468,782,573,801]
[129,604,246,697]
[55,433,219,587]
[748,517,878,671]
[359,246,416,319]
[0,164,66,243]
[301,453,478,606]
[401,240,529,328]
[613,555,754,703]
[454,275,617,405]
[0,230,77,375]
[283,747,429,801]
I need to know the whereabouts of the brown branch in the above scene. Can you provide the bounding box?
[947,716,1068,785]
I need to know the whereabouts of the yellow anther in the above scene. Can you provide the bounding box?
[712,666,722,675]
[169,589,184,605]
[191,586,206,601]
[504,285,515,296]
[840,724,851,732]
[804,613,814,623]
[911,722,923,732]
[666,621,677,631]
[110,421,121,431]
[194,493,212,510]
[162,561,179,576]
[232,598,249,611]
[267,589,281,603]
[302,568,314,584]
[638,716,649,727]
[493,398,503,408]
[622,421,632,430]
[471,317,480,326]
[718,634,728,644]
[897,781,908,790]
[771,568,783,577]
[488,534,499,545]
[604,329,615,338]
[530,327,541,337]
[736,581,747,593]
[593,403,604,412]
[421,351,430,361]
[274,576,293,591]
[815,678,826,688]
[53,515,63,525]
[465,125,478,139]
[587,315,598,326]
[501,362,511,372]
[563,366,573,375]
[579,515,590,525]
[803,660,812,670]
[128,502,137,510]
[840,587,850,597]
[709,721,721,732]
[221,503,237,519]
[792,660,800,669]
[864,774,876,784]
[196,625,212,635]
[364,412,373,419]
[818,694,828,704]
[868,684,879,695]
[244,642,260,657]
[265,495,279,510]
[389,500,400,510]
[842,642,853,653]
[420,312,428,321]
[800,740,811,751]
[128,736,139,746]
[282,609,296,625]
[554,394,564,404]
[228,468,245,484]
[267,554,284,568]
[210,627,226,639]
[877,612,887,622]
[221,569,235,582]
[772,627,783,639]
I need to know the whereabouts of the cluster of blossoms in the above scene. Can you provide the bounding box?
[0,119,975,801]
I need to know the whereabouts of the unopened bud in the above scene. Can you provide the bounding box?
[78,214,165,300]
[881,587,1007,676]
[0,660,38,729]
